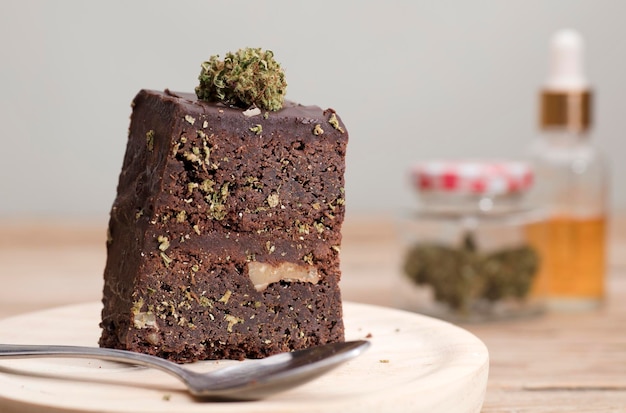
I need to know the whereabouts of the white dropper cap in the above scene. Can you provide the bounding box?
[545,29,589,91]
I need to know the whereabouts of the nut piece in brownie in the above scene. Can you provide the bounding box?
[99,87,348,362]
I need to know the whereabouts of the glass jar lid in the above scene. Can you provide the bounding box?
[411,160,533,196]
[409,160,535,218]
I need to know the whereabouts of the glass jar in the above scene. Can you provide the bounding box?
[397,160,546,322]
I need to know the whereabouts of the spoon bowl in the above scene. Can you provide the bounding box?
[0,341,370,401]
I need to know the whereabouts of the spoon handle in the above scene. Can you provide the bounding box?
[0,344,191,381]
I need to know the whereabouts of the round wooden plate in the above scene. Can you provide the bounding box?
[0,302,488,412]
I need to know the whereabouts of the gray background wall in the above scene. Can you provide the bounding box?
[1,0,624,220]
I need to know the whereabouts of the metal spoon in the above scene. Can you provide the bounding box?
[0,340,370,401]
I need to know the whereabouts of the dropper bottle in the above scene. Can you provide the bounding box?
[526,29,609,310]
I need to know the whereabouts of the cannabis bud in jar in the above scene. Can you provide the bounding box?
[403,232,540,312]
[196,47,287,111]
[397,160,546,321]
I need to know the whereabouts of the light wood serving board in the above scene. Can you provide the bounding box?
[0,302,488,412]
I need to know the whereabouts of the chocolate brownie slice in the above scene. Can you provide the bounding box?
[99,89,348,362]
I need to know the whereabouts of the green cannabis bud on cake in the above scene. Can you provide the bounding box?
[195,47,287,111]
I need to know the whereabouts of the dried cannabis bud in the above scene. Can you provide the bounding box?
[195,48,287,111]
[403,232,539,312]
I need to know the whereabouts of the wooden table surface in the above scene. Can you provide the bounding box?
[1,214,625,412]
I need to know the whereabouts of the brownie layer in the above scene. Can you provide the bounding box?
[100,89,348,362]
